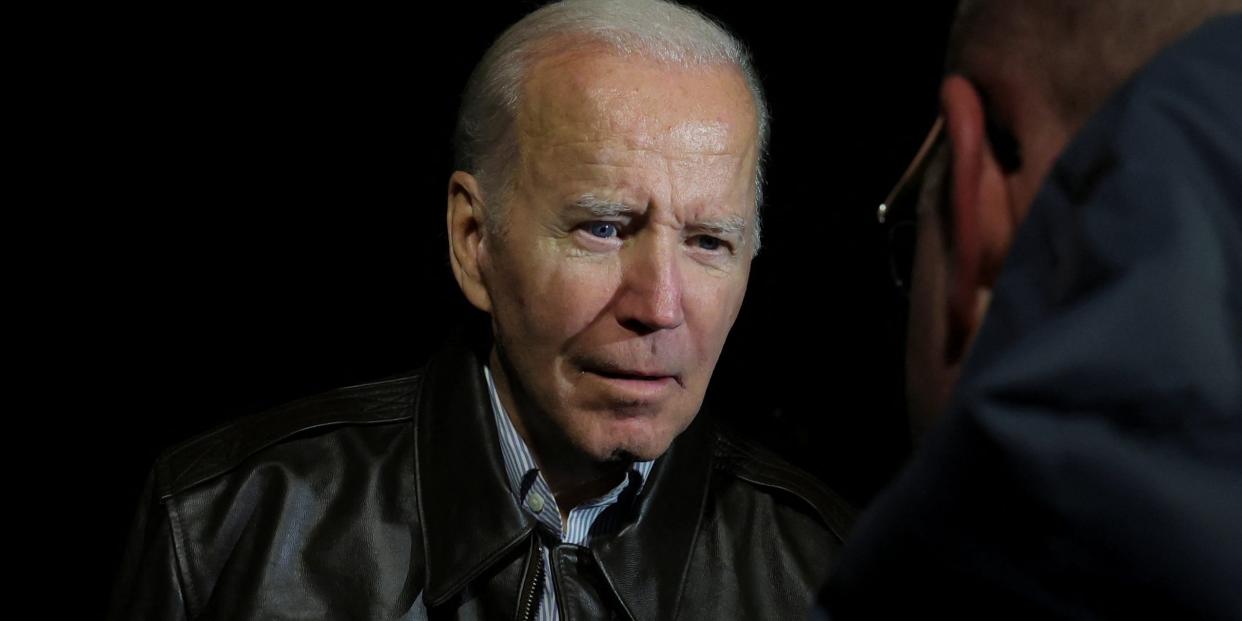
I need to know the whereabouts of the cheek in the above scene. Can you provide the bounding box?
[509,252,623,340]
[683,269,749,358]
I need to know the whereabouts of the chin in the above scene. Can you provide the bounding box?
[607,440,668,463]
[587,411,690,463]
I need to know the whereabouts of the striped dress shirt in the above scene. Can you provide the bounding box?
[485,366,654,621]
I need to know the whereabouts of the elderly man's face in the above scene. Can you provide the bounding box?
[479,50,759,465]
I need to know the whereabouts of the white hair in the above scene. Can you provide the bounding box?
[453,0,769,250]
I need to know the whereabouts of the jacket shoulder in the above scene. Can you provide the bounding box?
[154,372,424,498]
[712,430,856,542]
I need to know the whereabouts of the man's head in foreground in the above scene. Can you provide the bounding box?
[903,0,1242,436]
[446,0,764,492]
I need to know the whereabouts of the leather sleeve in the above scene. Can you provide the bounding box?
[108,466,190,621]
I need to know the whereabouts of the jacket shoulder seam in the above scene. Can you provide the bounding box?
[155,372,423,498]
[712,433,856,542]
[156,456,200,617]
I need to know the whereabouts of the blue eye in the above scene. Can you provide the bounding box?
[587,222,619,238]
[695,236,722,251]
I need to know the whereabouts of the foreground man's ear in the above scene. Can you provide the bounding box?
[447,171,493,314]
[940,74,1016,364]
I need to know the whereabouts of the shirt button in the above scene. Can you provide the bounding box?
[526,494,545,513]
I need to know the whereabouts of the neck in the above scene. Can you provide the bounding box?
[487,348,630,513]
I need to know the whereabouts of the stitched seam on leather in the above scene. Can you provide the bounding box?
[670,440,713,621]
[411,365,433,601]
[410,363,443,605]
[159,457,201,618]
[714,435,853,542]
[587,548,637,621]
[715,435,833,503]
[164,416,414,498]
[429,528,534,607]
[732,472,849,542]
[716,435,814,483]
[165,437,224,495]
[163,377,419,491]
[556,550,576,621]
[727,467,851,543]
[412,359,549,606]
[161,376,421,496]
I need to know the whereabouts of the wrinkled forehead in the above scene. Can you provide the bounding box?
[516,47,759,158]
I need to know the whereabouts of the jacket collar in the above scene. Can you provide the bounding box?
[415,340,715,616]
[591,411,715,620]
[416,342,535,607]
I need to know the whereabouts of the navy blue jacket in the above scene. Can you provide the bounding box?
[826,14,1242,619]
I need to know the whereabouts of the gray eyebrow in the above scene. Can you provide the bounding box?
[572,194,636,218]
[690,216,747,239]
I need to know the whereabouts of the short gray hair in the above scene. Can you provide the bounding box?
[948,0,1242,130]
[453,0,769,250]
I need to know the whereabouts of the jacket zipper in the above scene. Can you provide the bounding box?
[518,538,546,621]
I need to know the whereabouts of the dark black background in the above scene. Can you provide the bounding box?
[85,0,955,608]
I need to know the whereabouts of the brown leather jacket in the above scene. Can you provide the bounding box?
[110,343,853,620]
